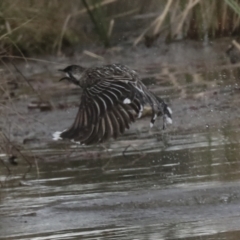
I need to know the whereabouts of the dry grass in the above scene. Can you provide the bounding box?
[0,0,122,55]
[0,0,240,55]
[135,0,240,46]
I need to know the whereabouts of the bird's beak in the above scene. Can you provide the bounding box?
[58,69,69,81]
[59,77,69,82]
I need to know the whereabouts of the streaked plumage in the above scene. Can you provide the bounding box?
[55,64,172,145]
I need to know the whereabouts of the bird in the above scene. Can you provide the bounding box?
[53,63,172,145]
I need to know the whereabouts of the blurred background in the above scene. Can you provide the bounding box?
[0,0,240,55]
[2,1,240,240]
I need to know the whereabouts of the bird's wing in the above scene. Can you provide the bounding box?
[60,64,172,144]
[60,74,145,144]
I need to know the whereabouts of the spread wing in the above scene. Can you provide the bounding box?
[60,66,144,144]
[59,64,172,144]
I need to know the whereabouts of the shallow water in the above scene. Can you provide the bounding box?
[1,123,240,240]
[1,40,240,239]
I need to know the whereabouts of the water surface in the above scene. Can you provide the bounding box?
[1,41,240,239]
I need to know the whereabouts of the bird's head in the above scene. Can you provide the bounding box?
[58,65,85,86]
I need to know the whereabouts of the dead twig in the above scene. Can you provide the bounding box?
[232,40,240,52]
[0,157,12,187]
[1,133,32,174]
[122,144,146,166]
[134,0,173,46]
[57,14,72,56]
[0,55,61,64]
[0,18,33,41]
[107,19,115,38]
[0,158,11,175]
[173,0,200,37]
[10,60,44,102]
[100,144,113,170]
[83,50,105,60]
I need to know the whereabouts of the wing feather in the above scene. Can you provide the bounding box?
[112,106,125,134]
[59,64,171,144]
[108,111,120,139]
[102,112,113,142]
[98,117,106,142]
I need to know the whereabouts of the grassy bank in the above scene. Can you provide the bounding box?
[0,0,240,56]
